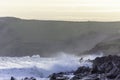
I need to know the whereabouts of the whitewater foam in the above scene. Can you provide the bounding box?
[82,52,104,60]
[0,53,96,80]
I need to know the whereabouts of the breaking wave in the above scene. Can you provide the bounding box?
[0,52,103,79]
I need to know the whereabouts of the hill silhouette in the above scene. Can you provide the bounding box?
[0,17,120,57]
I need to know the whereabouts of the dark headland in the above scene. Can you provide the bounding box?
[0,17,120,57]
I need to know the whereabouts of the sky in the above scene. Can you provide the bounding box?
[0,0,120,21]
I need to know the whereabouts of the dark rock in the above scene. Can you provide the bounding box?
[91,55,120,79]
[70,74,82,80]
[50,72,69,80]
[71,66,91,80]
[82,74,99,80]
[23,77,29,80]
[74,66,91,75]
[30,77,36,80]
[22,77,37,80]
[10,76,16,80]
[50,55,120,80]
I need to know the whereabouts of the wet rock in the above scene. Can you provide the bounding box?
[30,77,36,80]
[50,72,69,80]
[70,66,91,80]
[50,55,120,80]
[20,77,36,80]
[82,74,99,80]
[74,66,91,75]
[92,55,120,79]
[23,77,29,80]
[91,55,120,80]
[10,76,16,80]
[70,74,82,80]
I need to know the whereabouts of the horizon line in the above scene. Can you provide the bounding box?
[1,16,120,22]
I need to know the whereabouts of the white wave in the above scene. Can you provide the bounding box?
[82,52,104,60]
[0,52,93,80]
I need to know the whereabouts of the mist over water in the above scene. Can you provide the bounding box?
[0,17,120,57]
[0,52,94,79]
[0,51,105,79]
[81,52,104,60]
[0,23,20,56]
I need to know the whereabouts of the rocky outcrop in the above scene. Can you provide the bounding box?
[49,72,70,80]
[83,37,120,56]
[9,55,120,80]
[71,55,120,80]
[10,77,36,80]
[10,76,16,80]
[50,55,120,80]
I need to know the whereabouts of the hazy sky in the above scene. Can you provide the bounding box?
[0,0,120,21]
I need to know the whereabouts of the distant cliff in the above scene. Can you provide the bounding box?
[0,17,120,56]
[83,34,120,56]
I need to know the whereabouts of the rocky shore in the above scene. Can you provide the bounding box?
[50,55,120,80]
[10,55,120,80]
[10,77,36,80]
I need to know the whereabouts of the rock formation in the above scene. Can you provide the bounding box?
[50,55,120,80]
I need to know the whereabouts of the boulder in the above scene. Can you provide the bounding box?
[50,72,69,80]
[10,76,16,80]
[50,55,120,80]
